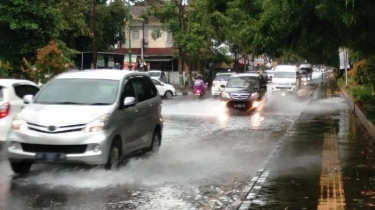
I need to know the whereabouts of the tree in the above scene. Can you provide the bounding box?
[35,40,71,84]
[0,0,62,76]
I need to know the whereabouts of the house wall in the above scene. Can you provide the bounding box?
[124,18,173,49]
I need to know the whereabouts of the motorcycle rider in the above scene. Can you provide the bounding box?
[193,74,206,95]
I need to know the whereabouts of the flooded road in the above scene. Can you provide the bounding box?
[2,73,371,210]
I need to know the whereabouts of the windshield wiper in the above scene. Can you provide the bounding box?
[88,102,111,105]
[54,102,85,105]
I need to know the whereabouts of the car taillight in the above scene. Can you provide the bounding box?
[0,102,10,119]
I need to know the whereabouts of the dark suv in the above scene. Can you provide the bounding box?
[220,72,267,110]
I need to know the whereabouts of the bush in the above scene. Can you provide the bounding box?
[349,85,374,102]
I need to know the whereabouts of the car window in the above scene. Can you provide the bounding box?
[226,76,259,88]
[133,76,157,102]
[28,85,40,95]
[0,86,3,101]
[143,77,158,98]
[34,79,119,105]
[148,71,161,77]
[273,71,296,78]
[13,84,39,99]
[120,79,136,105]
[214,74,232,81]
[152,79,161,86]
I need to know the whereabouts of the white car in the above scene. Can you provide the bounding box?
[211,72,236,96]
[148,70,168,84]
[151,78,176,99]
[0,79,39,143]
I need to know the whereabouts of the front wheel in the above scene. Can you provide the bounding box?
[105,140,121,170]
[10,161,32,174]
[148,131,161,154]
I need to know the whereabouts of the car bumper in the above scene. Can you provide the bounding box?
[5,129,113,165]
[272,86,297,92]
[221,97,259,109]
[211,87,224,95]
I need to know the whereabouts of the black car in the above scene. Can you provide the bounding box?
[220,72,267,110]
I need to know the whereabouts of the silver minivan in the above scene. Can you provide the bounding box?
[6,70,163,174]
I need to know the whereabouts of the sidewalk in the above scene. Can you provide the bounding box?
[232,78,375,209]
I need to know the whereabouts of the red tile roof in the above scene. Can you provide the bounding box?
[111,48,175,56]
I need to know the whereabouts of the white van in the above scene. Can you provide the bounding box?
[271,65,300,93]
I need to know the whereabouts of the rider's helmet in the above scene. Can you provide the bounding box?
[196,74,203,79]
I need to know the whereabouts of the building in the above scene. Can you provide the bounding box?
[111,4,177,72]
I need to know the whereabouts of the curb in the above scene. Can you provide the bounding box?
[340,88,375,140]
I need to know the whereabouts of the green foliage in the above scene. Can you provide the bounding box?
[349,85,374,103]
[35,40,70,84]
[351,57,375,86]
[0,61,11,77]
[0,0,62,67]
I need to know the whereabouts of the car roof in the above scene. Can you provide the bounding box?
[216,72,235,75]
[0,79,37,87]
[274,65,298,72]
[55,70,148,80]
[231,72,260,78]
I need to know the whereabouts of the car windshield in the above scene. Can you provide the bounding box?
[226,76,259,88]
[214,74,232,81]
[274,71,296,79]
[148,71,161,77]
[34,79,119,105]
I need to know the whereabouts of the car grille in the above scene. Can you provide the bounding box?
[230,93,250,100]
[21,143,87,154]
[27,122,86,134]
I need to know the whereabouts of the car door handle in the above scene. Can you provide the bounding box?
[135,109,140,113]
[149,103,154,107]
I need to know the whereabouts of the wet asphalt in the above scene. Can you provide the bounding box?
[0,72,374,210]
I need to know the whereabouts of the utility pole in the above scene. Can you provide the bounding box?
[127,0,132,70]
[344,47,348,87]
[92,0,97,69]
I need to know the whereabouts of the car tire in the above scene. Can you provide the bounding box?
[164,91,173,99]
[10,161,32,174]
[148,130,161,154]
[105,139,122,170]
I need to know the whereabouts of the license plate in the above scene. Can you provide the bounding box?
[234,104,246,108]
[35,152,66,162]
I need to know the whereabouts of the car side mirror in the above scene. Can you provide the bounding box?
[123,97,136,108]
[220,85,225,88]
[23,95,33,104]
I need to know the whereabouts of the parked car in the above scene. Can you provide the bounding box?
[0,79,39,145]
[211,72,236,97]
[6,70,163,174]
[220,72,267,110]
[151,78,177,99]
[148,70,168,84]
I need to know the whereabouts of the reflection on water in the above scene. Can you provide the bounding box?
[251,112,265,129]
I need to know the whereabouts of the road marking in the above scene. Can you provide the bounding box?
[317,81,346,210]
[317,123,346,210]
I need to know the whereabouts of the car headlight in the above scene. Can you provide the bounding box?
[251,92,259,97]
[84,114,109,133]
[222,92,230,98]
[12,115,27,131]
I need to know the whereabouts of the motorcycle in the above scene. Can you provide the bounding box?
[194,89,204,99]
[193,83,208,100]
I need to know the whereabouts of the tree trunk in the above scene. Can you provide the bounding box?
[178,48,184,87]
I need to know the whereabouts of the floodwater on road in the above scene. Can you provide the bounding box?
[0,80,324,210]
